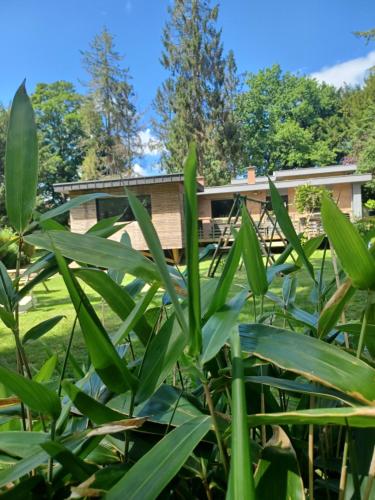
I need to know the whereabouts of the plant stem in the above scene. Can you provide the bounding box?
[47,420,56,482]
[357,292,370,359]
[203,381,228,476]
[338,431,349,500]
[308,396,315,500]
[57,305,81,398]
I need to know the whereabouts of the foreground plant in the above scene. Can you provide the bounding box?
[0,83,374,499]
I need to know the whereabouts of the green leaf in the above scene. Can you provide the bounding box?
[33,354,58,383]
[5,81,38,233]
[245,376,360,406]
[38,193,118,223]
[269,178,314,280]
[183,144,202,355]
[228,331,256,499]
[75,268,152,345]
[0,262,15,311]
[126,189,188,336]
[0,307,16,330]
[62,381,128,424]
[205,228,243,318]
[248,407,375,428]
[24,230,162,284]
[0,431,49,458]
[22,315,65,344]
[318,278,355,338]
[106,416,211,500]
[54,249,138,394]
[240,324,375,405]
[337,321,375,358]
[321,195,375,289]
[241,205,268,296]
[254,426,305,500]
[296,234,325,267]
[0,365,61,419]
[41,441,96,482]
[201,289,248,364]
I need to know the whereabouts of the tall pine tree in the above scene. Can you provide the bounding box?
[153,0,244,185]
[81,28,142,178]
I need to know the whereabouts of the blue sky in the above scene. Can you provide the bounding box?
[1,0,374,173]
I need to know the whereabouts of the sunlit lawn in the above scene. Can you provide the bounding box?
[0,250,364,373]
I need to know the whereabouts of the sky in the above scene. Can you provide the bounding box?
[1,0,375,173]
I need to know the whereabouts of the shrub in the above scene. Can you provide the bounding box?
[294,183,330,214]
[0,227,34,269]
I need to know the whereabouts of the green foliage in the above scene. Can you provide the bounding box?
[294,184,331,214]
[31,81,84,209]
[153,0,245,185]
[2,83,375,499]
[0,227,33,269]
[236,64,348,173]
[81,28,141,178]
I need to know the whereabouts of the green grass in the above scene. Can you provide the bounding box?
[0,251,365,374]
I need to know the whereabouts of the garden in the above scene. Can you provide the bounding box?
[0,83,374,500]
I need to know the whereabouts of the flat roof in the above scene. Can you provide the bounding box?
[200,173,372,196]
[54,173,189,194]
[230,164,357,185]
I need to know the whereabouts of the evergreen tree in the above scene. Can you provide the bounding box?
[81,28,142,178]
[153,0,244,185]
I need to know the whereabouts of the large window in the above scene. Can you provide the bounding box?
[211,199,236,218]
[96,195,151,222]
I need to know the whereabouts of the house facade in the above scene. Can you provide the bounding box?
[53,164,371,256]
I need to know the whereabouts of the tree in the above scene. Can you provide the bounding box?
[153,0,244,185]
[81,28,142,178]
[0,106,9,224]
[343,71,375,199]
[236,65,348,173]
[31,81,84,207]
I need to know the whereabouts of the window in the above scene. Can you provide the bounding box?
[266,195,288,212]
[211,199,236,218]
[96,195,152,222]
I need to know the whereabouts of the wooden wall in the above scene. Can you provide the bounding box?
[68,182,185,250]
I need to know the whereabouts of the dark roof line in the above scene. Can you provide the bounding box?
[54,173,186,193]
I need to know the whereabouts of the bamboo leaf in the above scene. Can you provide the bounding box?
[106,416,211,500]
[201,289,248,364]
[269,178,314,280]
[75,268,152,345]
[205,228,243,318]
[0,365,61,418]
[0,262,15,311]
[62,381,128,425]
[240,324,375,405]
[0,431,49,458]
[241,205,268,296]
[126,189,188,337]
[24,230,163,284]
[22,315,65,344]
[41,441,96,481]
[254,426,305,500]
[183,144,202,354]
[248,407,375,428]
[5,81,38,233]
[33,354,58,383]
[321,195,375,289]
[54,249,138,394]
[228,331,256,499]
[318,278,355,338]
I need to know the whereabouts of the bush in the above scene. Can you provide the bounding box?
[294,184,330,214]
[0,227,34,269]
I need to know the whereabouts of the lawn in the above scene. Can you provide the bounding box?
[0,250,364,373]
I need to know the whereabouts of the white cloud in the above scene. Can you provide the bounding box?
[311,51,375,88]
[133,163,147,176]
[139,129,163,156]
